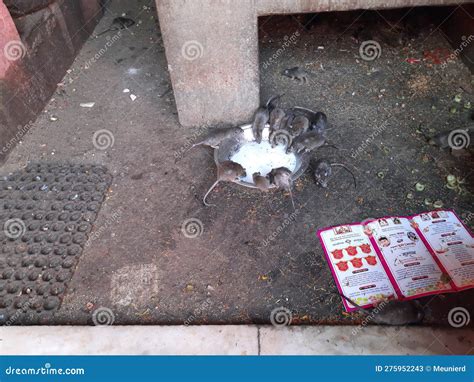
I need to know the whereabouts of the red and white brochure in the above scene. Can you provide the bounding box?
[317,210,474,312]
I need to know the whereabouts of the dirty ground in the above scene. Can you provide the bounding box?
[1,1,473,325]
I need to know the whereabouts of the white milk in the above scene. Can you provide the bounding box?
[230,140,297,184]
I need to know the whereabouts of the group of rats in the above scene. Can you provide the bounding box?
[181,98,429,325]
[183,95,355,207]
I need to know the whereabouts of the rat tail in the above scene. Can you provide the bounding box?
[288,188,296,211]
[94,28,112,37]
[338,293,365,311]
[203,180,219,207]
[332,163,357,189]
[266,94,284,110]
[174,142,202,163]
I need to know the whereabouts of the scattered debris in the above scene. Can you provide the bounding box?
[80,102,95,108]
[405,57,421,64]
[408,74,430,96]
[130,94,137,101]
[446,175,467,194]
[415,182,425,192]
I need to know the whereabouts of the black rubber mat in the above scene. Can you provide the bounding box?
[0,163,111,324]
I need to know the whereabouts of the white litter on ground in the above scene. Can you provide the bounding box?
[80,102,95,108]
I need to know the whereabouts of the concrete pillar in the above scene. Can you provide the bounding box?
[156,0,259,127]
[156,0,472,128]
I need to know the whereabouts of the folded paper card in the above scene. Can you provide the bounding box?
[317,210,474,312]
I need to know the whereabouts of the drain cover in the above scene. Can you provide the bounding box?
[0,163,111,324]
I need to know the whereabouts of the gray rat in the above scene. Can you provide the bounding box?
[252,172,272,192]
[269,108,286,135]
[203,161,246,206]
[313,159,356,189]
[177,126,243,162]
[339,293,424,325]
[269,129,293,150]
[288,131,326,154]
[289,115,310,137]
[269,167,295,209]
[292,107,328,133]
[269,112,295,148]
[282,67,309,83]
[96,17,135,37]
[252,95,282,143]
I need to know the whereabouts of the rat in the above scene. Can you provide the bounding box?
[292,107,328,133]
[251,95,282,143]
[269,108,286,135]
[177,126,243,162]
[282,67,309,83]
[203,161,246,206]
[289,115,310,137]
[311,112,328,134]
[96,17,135,37]
[313,159,357,189]
[339,293,424,325]
[269,112,295,148]
[269,167,295,210]
[252,172,272,192]
[288,130,327,154]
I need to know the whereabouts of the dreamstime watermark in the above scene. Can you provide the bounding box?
[85,208,123,247]
[350,119,390,159]
[173,126,207,161]
[3,301,31,326]
[351,299,390,335]
[262,31,300,69]
[92,306,115,326]
[3,40,26,61]
[84,32,122,69]
[181,40,204,61]
[184,298,212,325]
[5,363,85,376]
[270,307,293,327]
[359,40,382,61]
[261,207,301,247]
[462,211,473,227]
[181,218,204,238]
[3,218,26,239]
[447,307,470,328]
[92,129,115,150]
[448,129,471,150]
[269,130,293,150]
[441,35,474,68]
[1,121,33,155]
